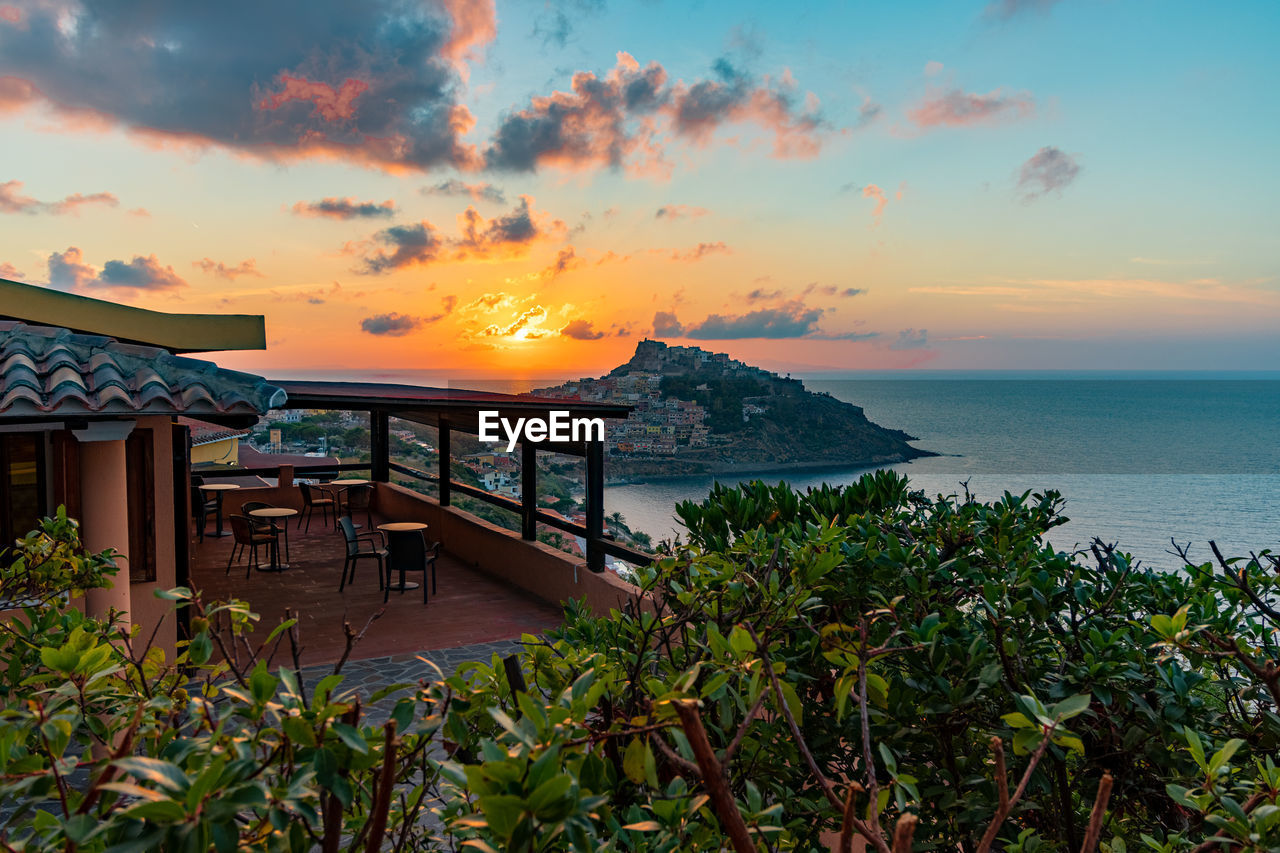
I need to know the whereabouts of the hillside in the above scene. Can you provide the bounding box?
[537,340,934,480]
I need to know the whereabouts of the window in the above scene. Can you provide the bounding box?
[126,429,156,583]
[0,433,46,550]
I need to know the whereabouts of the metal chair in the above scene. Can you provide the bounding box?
[241,499,273,529]
[384,530,440,604]
[227,515,277,578]
[191,483,218,542]
[340,483,374,530]
[338,516,387,592]
[298,482,334,532]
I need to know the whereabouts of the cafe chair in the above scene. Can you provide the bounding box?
[191,481,218,543]
[298,482,334,532]
[241,501,280,536]
[340,483,374,530]
[384,530,440,604]
[227,515,278,578]
[338,516,387,592]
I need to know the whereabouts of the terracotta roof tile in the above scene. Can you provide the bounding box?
[0,321,286,417]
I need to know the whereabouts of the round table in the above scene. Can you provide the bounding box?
[198,483,240,538]
[377,522,428,590]
[248,507,298,569]
[324,479,371,528]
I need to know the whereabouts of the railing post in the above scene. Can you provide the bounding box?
[438,418,451,506]
[585,440,605,573]
[371,411,390,482]
[521,442,537,540]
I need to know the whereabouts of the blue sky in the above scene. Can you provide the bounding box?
[1,0,1277,375]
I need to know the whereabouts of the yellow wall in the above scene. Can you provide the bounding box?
[191,436,239,466]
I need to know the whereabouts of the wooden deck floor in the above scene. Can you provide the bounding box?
[190,513,564,667]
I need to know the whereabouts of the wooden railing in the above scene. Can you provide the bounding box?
[387,461,654,567]
[197,459,654,569]
[194,462,372,479]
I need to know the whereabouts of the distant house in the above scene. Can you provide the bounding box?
[482,470,520,499]
[266,407,303,423]
[182,417,249,467]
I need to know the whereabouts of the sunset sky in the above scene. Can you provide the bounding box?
[2,0,1277,379]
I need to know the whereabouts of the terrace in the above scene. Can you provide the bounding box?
[190,503,567,667]
[186,382,654,666]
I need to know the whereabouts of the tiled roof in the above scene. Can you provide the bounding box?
[1,322,286,417]
[178,416,252,446]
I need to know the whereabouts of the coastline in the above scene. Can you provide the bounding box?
[605,448,937,486]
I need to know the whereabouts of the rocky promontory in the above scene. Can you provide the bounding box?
[536,340,934,480]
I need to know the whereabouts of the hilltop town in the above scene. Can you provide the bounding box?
[535,340,932,479]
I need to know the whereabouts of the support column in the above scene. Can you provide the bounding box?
[73,420,135,629]
[370,411,390,482]
[585,441,605,573]
[521,442,537,540]
[438,418,451,506]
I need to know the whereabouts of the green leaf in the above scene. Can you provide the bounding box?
[623,738,647,785]
[62,814,100,844]
[114,757,190,793]
[477,794,526,839]
[1185,729,1207,770]
[1012,727,1041,756]
[249,661,277,704]
[1208,739,1245,775]
[119,799,189,823]
[1053,694,1091,720]
[877,743,898,776]
[777,679,803,725]
[1053,734,1085,754]
[728,625,756,656]
[331,723,369,755]
[527,774,573,819]
[1002,712,1035,729]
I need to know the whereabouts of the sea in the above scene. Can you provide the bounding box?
[602,372,1280,571]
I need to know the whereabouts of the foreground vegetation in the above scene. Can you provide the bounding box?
[0,473,1276,850]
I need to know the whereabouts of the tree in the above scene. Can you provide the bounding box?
[2,473,1277,851]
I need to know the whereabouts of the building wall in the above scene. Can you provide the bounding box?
[0,418,181,656]
[128,416,177,656]
[373,483,642,617]
[191,436,239,466]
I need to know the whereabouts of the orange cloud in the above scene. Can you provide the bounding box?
[351,196,563,274]
[539,247,585,280]
[439,0,497,61]
[258,75,369,122]
[655,204,710,220]
[485,52,828,175]
[862,184,887,222]
[292,197,396,219]
[907,87,1034,128]
[194,257,265,280]
[0,181,119,215]
[453,195,565,261]
[670,241,730,262]
[0,76,36,113]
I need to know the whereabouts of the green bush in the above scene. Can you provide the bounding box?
[1,474,1277,851]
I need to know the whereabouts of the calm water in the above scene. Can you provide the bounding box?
[606,375,1280,569]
